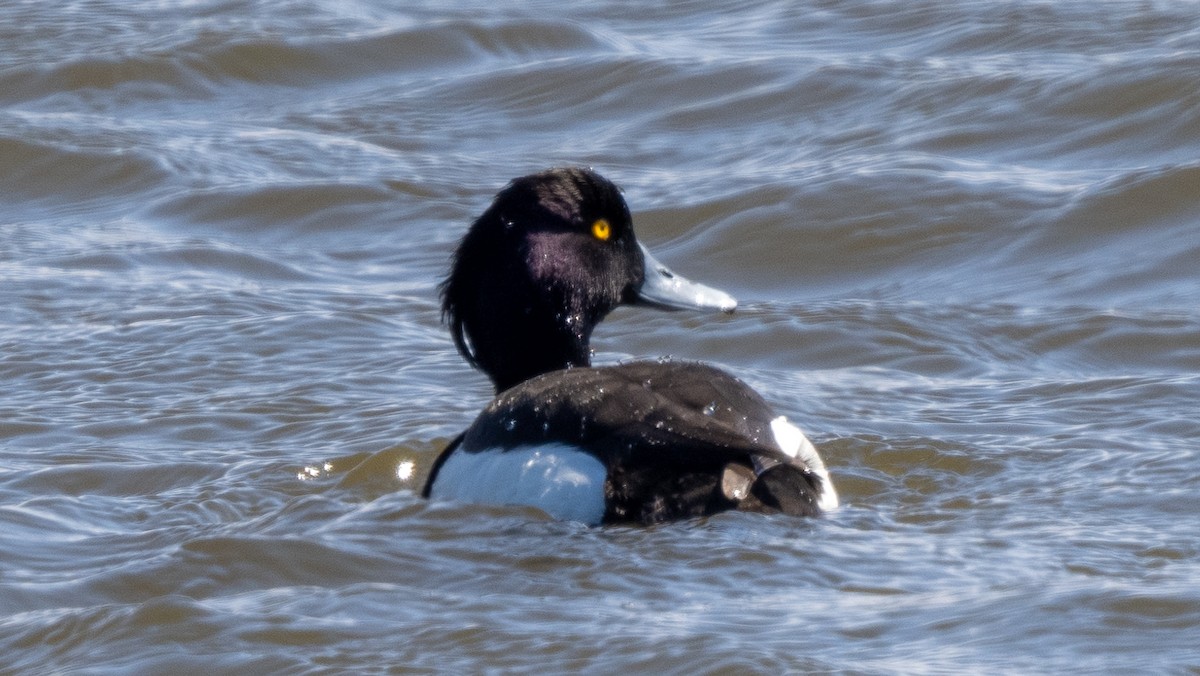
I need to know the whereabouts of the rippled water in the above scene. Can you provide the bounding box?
[3,0,1199,672]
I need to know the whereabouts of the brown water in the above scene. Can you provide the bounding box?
[2,1,1199,673]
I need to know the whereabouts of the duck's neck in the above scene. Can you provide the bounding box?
[489,313,593,393]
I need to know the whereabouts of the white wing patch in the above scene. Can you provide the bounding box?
[429,443,607,525]
[770,416,839,511]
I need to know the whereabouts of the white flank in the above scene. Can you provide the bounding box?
[429,443,608,525]
[770,416,839,511]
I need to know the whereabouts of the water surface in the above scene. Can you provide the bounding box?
[3,0,1199,673]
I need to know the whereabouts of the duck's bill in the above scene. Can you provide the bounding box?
[635,243,737,313]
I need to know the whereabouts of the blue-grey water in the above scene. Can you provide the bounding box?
[3,1,1199,673]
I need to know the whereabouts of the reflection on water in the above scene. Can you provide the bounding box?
[2,0,1199,672]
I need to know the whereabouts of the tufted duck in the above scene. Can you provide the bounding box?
[422,167,837,524]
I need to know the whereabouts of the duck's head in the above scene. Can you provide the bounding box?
[441,167,736,393]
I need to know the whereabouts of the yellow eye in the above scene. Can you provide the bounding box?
[591,218,611,241]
